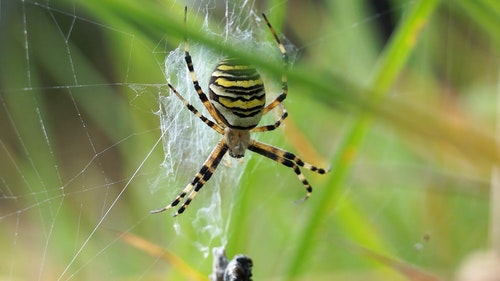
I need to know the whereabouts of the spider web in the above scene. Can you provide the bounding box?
[1,0,496,280]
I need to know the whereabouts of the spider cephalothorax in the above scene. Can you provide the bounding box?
[224,128,250,158]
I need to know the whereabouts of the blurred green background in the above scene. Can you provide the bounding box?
[1,0,500,280]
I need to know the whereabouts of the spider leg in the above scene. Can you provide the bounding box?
[151,139,229,216]
[248,140,330,201]
[251,103,288,133]
[261,13,289,115]
[168,83,224,134]
[183,7,225,125]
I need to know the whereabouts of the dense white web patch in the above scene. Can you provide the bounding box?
[156,0,288,256]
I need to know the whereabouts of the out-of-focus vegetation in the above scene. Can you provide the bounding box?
[1,0,499,280]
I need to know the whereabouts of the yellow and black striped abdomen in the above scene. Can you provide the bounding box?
[209,58,265,130]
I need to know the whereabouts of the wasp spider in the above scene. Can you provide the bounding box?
[152,7,330,216]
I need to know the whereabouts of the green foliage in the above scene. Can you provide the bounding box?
[1,0,499,280]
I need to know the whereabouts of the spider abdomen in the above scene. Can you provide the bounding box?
[209,58,265,130]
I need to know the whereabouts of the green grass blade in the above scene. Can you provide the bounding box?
[284,0,441,278]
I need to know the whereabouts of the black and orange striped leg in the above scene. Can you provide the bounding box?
[251,104,288,133]
[183,7,225,125]
[248,140,330,201]
[167,83,224,134]
[261,13,289,115]
[151,139,229,216]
